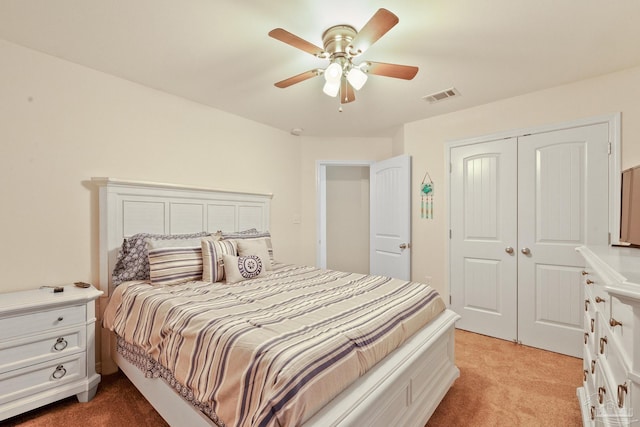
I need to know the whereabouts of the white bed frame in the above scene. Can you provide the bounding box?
[94,177,460,427]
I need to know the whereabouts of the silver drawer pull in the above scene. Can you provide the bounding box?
[581,270,588,276]
[618,383,628,408]
[598,386,606,404]
[600,336,608,354]
[590,318,595,333]
[609,317,623,328]
[590,406,596,420]
[595,296,606,304]
[586,279,594,285]
[52,364,66,379]
[591,359,596,374]
[584,299,590,311]
[53,337,68,351]
[584,332,589,345]
[583,369,588,382]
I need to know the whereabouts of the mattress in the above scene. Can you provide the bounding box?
[103,263,445,427]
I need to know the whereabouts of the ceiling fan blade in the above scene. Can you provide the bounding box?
[274,69,322,88]
[364,61,419,80]
[268,28,325,57]
[340,78,356,104]
[350,9,399,55]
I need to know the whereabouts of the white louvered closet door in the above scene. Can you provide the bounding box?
[450,123,610,357]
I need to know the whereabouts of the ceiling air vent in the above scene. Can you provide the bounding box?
[422,87,460,104]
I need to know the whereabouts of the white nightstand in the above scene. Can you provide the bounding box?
[0,284,103,421]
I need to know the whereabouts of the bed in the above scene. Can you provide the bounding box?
[94,177,459,427]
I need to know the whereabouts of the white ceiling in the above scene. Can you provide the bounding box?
[2,0,640,137]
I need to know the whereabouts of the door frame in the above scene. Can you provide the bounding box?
[316,160,373,269]
[445,113,622,300]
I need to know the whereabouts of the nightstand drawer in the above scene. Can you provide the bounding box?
[0,353,86,406]
[0,326,85,373]
[0,305,85,341]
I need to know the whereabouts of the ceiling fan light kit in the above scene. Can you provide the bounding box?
[269,8,418,107]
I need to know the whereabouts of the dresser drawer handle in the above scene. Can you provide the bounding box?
[584,332,589,345]
[57,316,64,322]
[584,299,590,311]
[586,279,594,285]
[590,318,595,333]
[591,359,596,374]
[609,317,623,328]
[583,369,588,382]
[618,383,628,408]
[590,405,596,420]
[53,337,68,351]
[598,386,606,404]
[582,270,589,276]
[595,296,606,304]
[52,364,66,379]
[600,336,608,354]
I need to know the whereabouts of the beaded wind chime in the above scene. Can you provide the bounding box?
[421,172,434,219]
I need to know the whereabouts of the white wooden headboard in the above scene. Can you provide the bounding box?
[93,178,272,297]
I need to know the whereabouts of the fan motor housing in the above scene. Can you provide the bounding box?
[322,25,357,59]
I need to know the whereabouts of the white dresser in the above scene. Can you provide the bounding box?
[0,285,103,421]
[577,245,640,426]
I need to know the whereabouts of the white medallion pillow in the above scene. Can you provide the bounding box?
[223,254,266,284]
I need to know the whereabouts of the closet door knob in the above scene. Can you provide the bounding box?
[505,247,514,254]
[521,247,531,255]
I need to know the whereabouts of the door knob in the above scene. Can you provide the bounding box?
[521,247,531,255]
[505,247,514,254]
[399,243,410,249]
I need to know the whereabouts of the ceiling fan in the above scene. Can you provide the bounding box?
[269,8,418,105]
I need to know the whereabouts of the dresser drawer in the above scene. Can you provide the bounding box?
[0,353,86,406]
[609,295,634,365]
[0,305,85,341]
[584,311,597,360]
[583,270,611,321]
[0,326,85,373]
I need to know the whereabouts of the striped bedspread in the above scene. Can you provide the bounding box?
[103,264,445,427]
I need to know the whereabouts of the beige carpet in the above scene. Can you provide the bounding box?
[6,329,582,426]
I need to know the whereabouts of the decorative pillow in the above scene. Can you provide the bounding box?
[223,254,266,284]
[112,232,209,286]
[221,231,274,262]
[218,228,258,238]
[201,238,237,282]
[147,238,204,286]
[236,238,272,270]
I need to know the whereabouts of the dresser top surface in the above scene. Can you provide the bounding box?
[0,285,103,315]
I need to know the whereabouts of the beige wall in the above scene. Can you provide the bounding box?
[326,166,370,274]
[0,40,303,294]
[403,65,640,298]
[5,37,640,308]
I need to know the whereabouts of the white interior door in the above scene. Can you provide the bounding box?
[517,124,610,357]
[450,122,611,357]
[370,155,411,280]
[450,139,518,341]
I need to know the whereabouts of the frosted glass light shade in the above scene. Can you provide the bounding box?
[347,67,368,90]
[323,80,340,97]
[324,62,342,83]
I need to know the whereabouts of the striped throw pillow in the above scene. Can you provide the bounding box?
[147,238,204,286]
[221,231,273,262]
[202,238,238,282]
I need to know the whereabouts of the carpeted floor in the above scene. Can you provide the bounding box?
[5,329,582,426]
